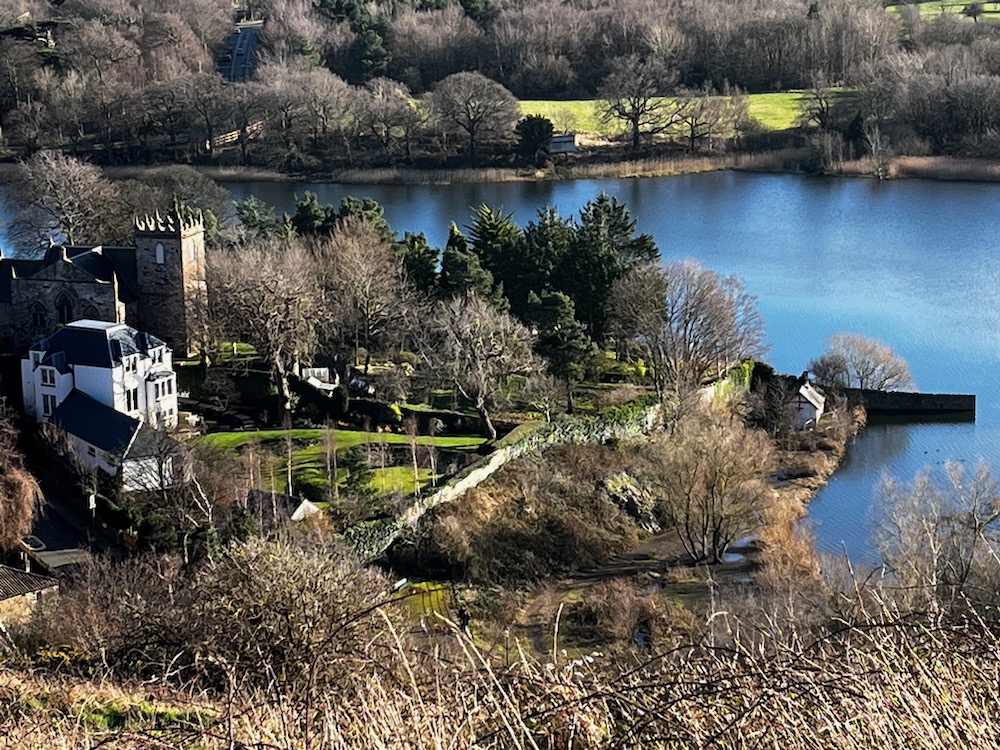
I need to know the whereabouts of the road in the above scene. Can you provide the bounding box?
[220,21,262,83]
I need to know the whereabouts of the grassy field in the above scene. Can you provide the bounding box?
[202,428,485,496]
[200,428,485,452]
[885,0,1000,18]
[520,91,837,136]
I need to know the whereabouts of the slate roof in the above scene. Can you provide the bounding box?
[40,351,71,375]
[50,391,140,453]
[0,258,45,304]
[0,244,139,304]
[30,320,166,369]
[0,565,57,601]
[67,246,139,303]
[96,246,139,301]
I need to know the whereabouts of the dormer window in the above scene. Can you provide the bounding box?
[40,368,55,387]
[155,242,165,265]
[31,352,40,368]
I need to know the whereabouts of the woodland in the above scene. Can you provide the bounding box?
[2,0,1000,171]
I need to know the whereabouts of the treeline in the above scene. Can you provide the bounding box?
[7,0,1000,166]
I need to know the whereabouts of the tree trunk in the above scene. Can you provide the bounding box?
[477,404,497,441]
[273,356,293,428]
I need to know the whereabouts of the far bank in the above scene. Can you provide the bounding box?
[85,151,1000,186]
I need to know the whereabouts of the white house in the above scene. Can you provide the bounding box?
[788,380,826,430]
[21,320,185,490]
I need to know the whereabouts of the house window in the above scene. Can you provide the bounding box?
[125,387,139,411]
[31,352,40,368]
[55,294,73,325]
[123,357,137,374]
[166,378,173,395]
[40,368,55,386]
[155,242,165,265]
[87,446,96,457]
[42,394,56,417]
[154,383,160,399]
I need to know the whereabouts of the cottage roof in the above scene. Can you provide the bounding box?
[51,391,140,453]
[0,565,57,601]
[29,320,166,369]
[798,382,826,411]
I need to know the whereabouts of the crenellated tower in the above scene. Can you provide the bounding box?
[132,206,207,357]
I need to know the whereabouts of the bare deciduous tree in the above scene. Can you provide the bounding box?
[0,400,42,551]
[873,461,1000,615]
[810,333,915,391]
[609,261,766,398]
[208,239,327,426]
[429,71,519,162]
[646,413,774,564]
[597,55,680,154]
[6,150,129,249]
[308,218,414,374]
[421,295,538,439]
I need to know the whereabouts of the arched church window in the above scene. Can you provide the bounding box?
[155,242,164,265]
[30,304,46,330]
[82,305,99,320]
[55,294,73,325]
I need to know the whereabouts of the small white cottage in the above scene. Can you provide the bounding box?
[788,377,826,430]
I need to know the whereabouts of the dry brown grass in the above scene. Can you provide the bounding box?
[6,599,1000,749]
[893,155,1000,181]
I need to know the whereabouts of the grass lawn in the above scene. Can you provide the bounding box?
[200,428,486,452]
[202,428,486,497]
[521,91,846,136]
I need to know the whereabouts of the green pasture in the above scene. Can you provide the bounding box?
[520,90,837,136]
[885,1,1000,18]
[520,100,604,133]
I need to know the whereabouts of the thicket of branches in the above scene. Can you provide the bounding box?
[6,0,1000,165]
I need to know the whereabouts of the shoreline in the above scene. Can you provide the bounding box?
[40,152,1000,187]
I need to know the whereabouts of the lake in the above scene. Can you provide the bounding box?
[6,171,1000,562]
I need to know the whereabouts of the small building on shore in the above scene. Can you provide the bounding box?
[788,374,826,430]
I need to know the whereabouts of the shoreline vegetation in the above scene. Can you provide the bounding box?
[502,399,866,658]
[78,151,1000,186]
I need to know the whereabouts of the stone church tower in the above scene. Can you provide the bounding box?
[132,207,207,356]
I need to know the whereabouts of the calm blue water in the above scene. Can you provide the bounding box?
[6,172,1000,562]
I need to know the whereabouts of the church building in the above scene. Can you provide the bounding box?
[0,207,208,356]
